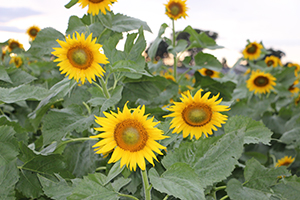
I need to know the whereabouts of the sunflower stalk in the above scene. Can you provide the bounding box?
[220,195,229,200]
[172,19,177,81]
[118,193,139,200]
[99,76,110,98]
[141,170,152,200]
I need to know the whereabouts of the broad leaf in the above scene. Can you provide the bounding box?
[0,160,19,200]
[193,52,223,71]
[149,163,205,200]
[0,126,19,166]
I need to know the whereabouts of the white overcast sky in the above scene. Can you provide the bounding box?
[1,0,300,66]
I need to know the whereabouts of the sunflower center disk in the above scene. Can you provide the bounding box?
[205,69,214,76]
[246,45,257,54]
[114,119,148,152]
[170,4,181,16]
[10,42,19,49]
[68,47,93,69]
[267,61,274,66]
[89,0,104,3]
[30,29,38,36]
[254,76,269,87]
[183,104,212,127]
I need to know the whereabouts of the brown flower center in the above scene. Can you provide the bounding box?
[205,69,214,77]
[9,42,20,50]
[114,119,148,152]
[89,0,104,3]
[246,44,257,54]
[182,103,212,127]
[169,3,182,16]
[29,28,39,37]
[254,76,269,87]
[280,161,292,167]
[267,60,274,67]
[289,84,295,91]
[67,46,93,69]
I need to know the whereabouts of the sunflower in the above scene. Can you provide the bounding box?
[165,0,188,20]
[244,68,251,76]
[295,95,300,106]
[162,71,176,82]
[8,39,24,52]
[78,0,117,15]
[199,68,220,78]
[242,41,263,60]
[9,54,23,68]
[288,63,300,77]
[52,32,109,84]
[164,89,230,139]
[276,156,295,167]
[246,70,276,94]
[264,55,281,67]
[26,25,41,41]
[91,103,168,171]
[288,79,299,94]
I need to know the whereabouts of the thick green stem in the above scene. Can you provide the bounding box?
[162,195,169,200]
[82,102,91,115]
[118,193,139,200]
[215,185,227,191]
[95,166,107,171]
[141,170,152,200]
[220,195,229,200]
[99,76,110,98]
[172,19,177,81]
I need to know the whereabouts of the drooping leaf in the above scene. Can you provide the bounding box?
[0,84,50,104]
[66,16,105,36]
[67,173,119,200]
[147,23,168,60]
[0,116,28,143]
[225,115,273,145]
[0,126,19,166]
[38,174,75,200]
[162,128,244,187]
[98,11,151,33]
[16,170,44,199]
[193,52,223,71]
[42,105,95,146]
[8,68,37,86]
[149,163,205,200]
[27,27,65,58]
[226,178,269,200]
[0,160,19,200]
[0,65,12,83]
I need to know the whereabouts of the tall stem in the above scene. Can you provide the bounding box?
[141,170,151,200]
[172,19,177,81]
[99,76,110,99]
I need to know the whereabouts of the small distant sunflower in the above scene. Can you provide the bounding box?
[164,89,230,139]
[52,32,109,84]
[264,55,281,67]
[91,103,168,171]
[8,39,24,52]
[78,0,118,15]
[244,68,251,76]
[164,0,188,20]
[242,41,263,60]
[163,72,176,82]
[1,46,8,59]
[26,25,41,41]
[295,95,300,106]
[288,63,300,77]
[199,68,220,78]
[9,54,23,68]
[288,79,299,94]
[276,156,295,167]
[246,70,276,94]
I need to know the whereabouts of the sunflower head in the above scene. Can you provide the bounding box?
[163,71,176,82]
[288,79,299,94]
[199,68,220,78]
[264,55,281,67]
[288,63,300,77]
[26,25,41,41]
[91,103,168,171]
[164,89,230,140]
[8,39,24,52]
[276,156,295,167]
[9,54,23,68]
[164,0,188,20]
[78,0,118,15]
[242,41,263,61]
[52,32,109,84]
[246,70,276,94]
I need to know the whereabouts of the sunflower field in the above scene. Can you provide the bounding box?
[1,0,300,200]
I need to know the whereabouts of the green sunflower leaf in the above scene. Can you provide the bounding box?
[243,158,290,192]
[147,23,168,60]
[193,52,223,71]
[225,115,273,145]
[149,163,205,200]
[0,116,28,143]
[0,126,19,166]
[271,176,300,199]
[0,160,19,200]
[38,173,76,200]
[226,178,269,200]
[8,68,37,86]
[67,173,119,200]
[0,65,12,83]
[97,11,152,33]
[0,84,50,104]
[161,128,244,187]
[42,105,95,146]
[65,0,79,9]
[66,16,106,36]
[27,27,65,58]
